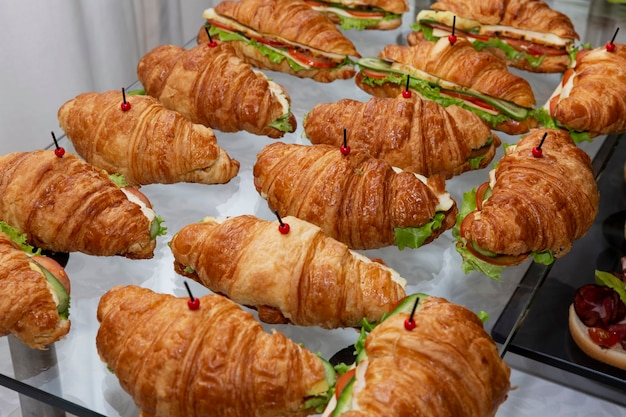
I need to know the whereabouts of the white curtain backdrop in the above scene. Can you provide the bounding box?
[0,0,209,156]
[0,1,210,415]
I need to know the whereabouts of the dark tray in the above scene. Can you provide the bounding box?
[492,133,626,391]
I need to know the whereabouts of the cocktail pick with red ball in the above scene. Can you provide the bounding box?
[340,128,351,155]
[274,210,290,234]
[120,88,131,111]
[448,16,457,45]
[404,296,420,331]
[532,132,548,158]
[205,26,218,48]
[402,75,412,98]
[606,27,620,52]
[184,281,200,310]
[51,131,65,157]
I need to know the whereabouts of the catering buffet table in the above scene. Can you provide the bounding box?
[1,0,626,416]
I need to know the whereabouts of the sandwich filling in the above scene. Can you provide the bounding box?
[357,57,532,128]
[303,0,406,30]
[414,10,577,69]
[203,8,355,71]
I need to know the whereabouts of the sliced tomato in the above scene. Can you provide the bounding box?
[33,255,71,295]
[361,68,389,79]
[588,327,620,348]
[288,48,340,69]
[475,182,491,211]
[346,9,386,19]
[561,67,575,86]
[124,186,152,209]
[502,37,568,57]
[440,90,498,112]
[248,33,286,48]
[206,20,234,33]
[548,94,560,116]
[335,368,356,399]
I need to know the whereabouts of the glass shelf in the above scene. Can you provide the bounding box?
[1,1,624,416]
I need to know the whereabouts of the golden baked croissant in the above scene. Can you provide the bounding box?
[170,215,407,329]
[137,42,296,138]
[0,228,71,349]
[253,142,458,250]
[303,94,501,179]
[545,44,626,138]
[0,150,160,259]
[455,128,599,279]
[412,0,579,73]
[96,285,333,417]
[57,90,240,186]
[200,0,359,82]
[355,38,537,135]
[324,294,511,416]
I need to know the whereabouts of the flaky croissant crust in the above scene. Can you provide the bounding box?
[303,95,500,179]
[214,0,359,56]
[58,91,240,186]
[380,39,536,108]
[170,215,406,329]
[468,128,599,257]
[551,45,626,136]
[0,150,154,259]
[431,0,578,39]
[0,233,70,349]
[96,285,328,417]
[345,296,510,417]
[253,142,457,250]
[137,43,295,138]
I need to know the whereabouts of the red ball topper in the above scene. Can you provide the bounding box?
[606,27,620,52]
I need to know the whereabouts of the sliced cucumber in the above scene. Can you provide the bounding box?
[358,57,530,120]
[32,259,70,319]
[321,357,337,389]
[390,293,429,316]
[331,378,355,416]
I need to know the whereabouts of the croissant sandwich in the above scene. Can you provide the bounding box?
[170,214,407,329]
[0,150,166,259]
[454,128,599,279]
[58,90,240,186]
[541,43,626,141]
[411,0,580,73]
[301,0,409,30]
[0,222,71,349]
[199,0,360,82]
[137,42,296,138]
[253,142,458,250]
[96,285,336,417]
[323,293,511,416]
[355,38,537,135]
[303,94,501,179]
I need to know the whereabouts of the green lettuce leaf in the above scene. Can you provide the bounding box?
[268,113,296,133]
[595,270,626,305]
[394,212,446,250]
[0,221,40,255]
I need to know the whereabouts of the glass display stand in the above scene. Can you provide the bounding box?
[1,1,625,416]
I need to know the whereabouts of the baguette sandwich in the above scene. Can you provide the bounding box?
[200,0,360,82]
[302,0,409,30]
[355,38,537,135]
[410,0,580,73]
